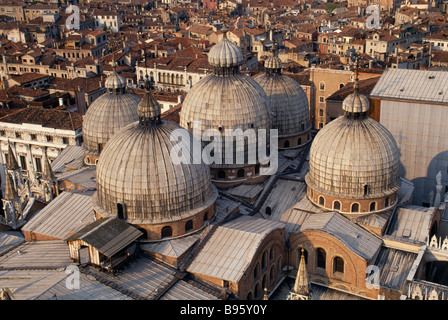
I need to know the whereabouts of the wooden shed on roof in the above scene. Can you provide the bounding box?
[67,217,143,272]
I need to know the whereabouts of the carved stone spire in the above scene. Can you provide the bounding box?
[289,247,312,300]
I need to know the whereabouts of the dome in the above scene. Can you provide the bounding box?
[342,85,369,113]
[254,67,311,139]
[208,27,244,68]
[180,31,272,184]
[104,71,127,91]
[305,85,400,213]
[94,85,217,240]
[82,71,140,157]
[307,116,400,198]
[264,55,283,70]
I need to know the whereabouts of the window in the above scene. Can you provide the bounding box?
[185,220,193,232]
[319,81,325,91]
[319,108,324,117]
[318,122,324,129]
[19,155,27,170]
[117,203,125,219]
[265,206,272,215]
[237,169,245,178]
[364,184,369,196]
[319,96,325,104]
[34,157,42,172]
[351,203,359,213]
[161,226,172,238]
[333,256,344,274]
[333,200,341,211]
[298,137,302,145]
[370,202,376,211]
[30,134,36,141]
[316,248,326,269]
[217,170,226,180]
[319,196,325,206]
[46,135,53,142]
[283,140,290,148]
[385,197,390,207]
[63,137,69,144]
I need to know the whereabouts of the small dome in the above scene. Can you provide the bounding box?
[264,55,283,70]
[254,72,310,138]
[82,72,140,155]
[95,120,217,225]
[138,80,161,123]
[306,115,400,200]
[342,91,369,113]
[208,29,244,68]
[105,71,127,91]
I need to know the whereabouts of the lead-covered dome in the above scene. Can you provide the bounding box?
[255,47,311,149]
[94,81,217,240]
[83,69,140,164]
[208,26,244,68]
[179,27,272,186]
[305,72,400,214]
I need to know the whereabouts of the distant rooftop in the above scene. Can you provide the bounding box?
[370,68,448,104]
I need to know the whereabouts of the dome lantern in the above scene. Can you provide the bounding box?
[207,24,244,75]
[342,58,369,115]
[138,74,161,127]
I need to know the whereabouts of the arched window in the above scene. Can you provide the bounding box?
[117,203,125,220]
[351,203,359,213]
[265,206,272,216]
[316,248,326,269]
[319,81,325,91]
[262,251,268,270]
[185,220,193,232]
[339,83,344,89]
[385,197,390,207]
[364,184,369,196]
[237,169,245,178]
[284,140,290,148]
[319,196,325,206]
[255,165,260,175]
[319,108,324,117]
[333,256,344,274]
[217,170,226,180]
[333,200,341,211]
[370,202,377,211]
[254,283,261,299]
[269,247,274,262]
[161,226,172,238]
[203,212,209,222]
[254,262,260,280]
[298,137,302,145]
[246,292,253,300]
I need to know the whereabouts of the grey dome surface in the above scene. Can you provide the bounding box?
[342,91,370,113]
[208,37,244,68]
[264,55,283,70]
[179,73,272,168]
[83,86,141,154]
[105,71,127,90]
[254,72,310,137]
[307,115,400,199]
[95,120,217,224]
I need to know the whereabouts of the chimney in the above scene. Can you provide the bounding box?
[59,97,64,106]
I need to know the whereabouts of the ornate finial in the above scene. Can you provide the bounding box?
[263,288,269,300]
[353,56,360,92]
[107,35,118,71]
[221,23,229,39]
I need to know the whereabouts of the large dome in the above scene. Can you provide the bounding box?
[94,81,217,240]
[254,52,311,148]
[179,28,272,185]
[305,74,400,214]
[82,71,140,162]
